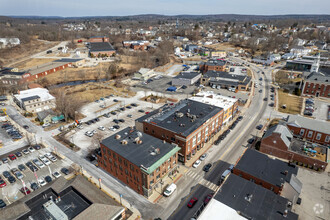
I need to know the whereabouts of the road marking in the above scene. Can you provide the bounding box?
[195,176,203,182]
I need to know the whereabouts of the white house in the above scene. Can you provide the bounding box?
[268,54,281,62]
[290,46,312,57]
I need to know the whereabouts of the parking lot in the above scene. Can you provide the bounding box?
[0,145,72,206]
[0,122,23,146]
[69,103,159,157]
[312,99,329,121]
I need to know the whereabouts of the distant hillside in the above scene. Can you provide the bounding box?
[7,14,330,22]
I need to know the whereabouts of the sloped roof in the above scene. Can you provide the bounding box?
[263,123,293,149]
[287,115,330,134]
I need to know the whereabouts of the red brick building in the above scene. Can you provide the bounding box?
[89,36,115,57]
[199,59,227,73]
[122,40,150,50]
[135,99,224,164]
[97,127,180,198]
[260,123,328,171]
[301,70,330,98]
[233,149,302,203]
[89,36,109,43]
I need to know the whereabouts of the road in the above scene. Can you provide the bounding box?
[1,57,283,219]
[164,59,281,220]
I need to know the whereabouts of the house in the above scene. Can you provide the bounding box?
[199,59,227,73]
[201,70,251,91]
[13,88,56,113]
[189,91,238,125]
[133,68,154,81]
[282,53,295,60]
[268,54,281,62]
[97,127,180,198]
[210,50,227,58]
[198,174,299,220]
[122,41,150,50]
[37,109,56,124]
[135,99,224,163]
[171,72,201,86]
[290,46,312,57]
[185,44,198,52]
[251,58,274,66]
[233,149,302,203]
[260,122,328,171]
[89,36,109,43]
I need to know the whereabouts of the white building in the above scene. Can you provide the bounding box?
[13,88,56,113]
[0,38,20,48]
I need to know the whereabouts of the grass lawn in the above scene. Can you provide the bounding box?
[275,70,302,85]
[278,89,303,114]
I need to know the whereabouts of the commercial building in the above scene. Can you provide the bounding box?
[201,70,251,91]
[0,175,125,220]
[171,72,201,86]
[301,69,330,98]
[89,43,115,57]
[198,174,299,220]
[260,122,328,171]
[199,59,227,73]
[189,91,238,125]
[209,50,227,58]
[0,67,30,84]
[233,149,302,203]
[135,99,224,163]
[97,127,181,198]
[13,88,56,113]
[132,68,154,81]
[122,40,150,50]
[89,36,110,43]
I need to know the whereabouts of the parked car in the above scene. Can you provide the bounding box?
[39,156,51,166]
[22,149,29,155]
[33,159,45,169]
[118,119,125,123]
[113,125,120,129]
[52,171,61,179]
[192,160,201,168]
[8,175,16,183]
[98,126,105,131]
[256,124,263,130]
[8,154,17,161]
[44,176,52,183]
[30,182,39,191]
[33,145,41,150]
[18,164,26,171]
[14,171,24,180]
[0,199,6,209]
[2,171,10,178]
[61,167,70,175]
[187,197,198,208]
[237,116,243,121]
[247,138,255,144]
[138,109,145,113]
[2,158,8,164]
[15,152,22,157]
[203,194,213,205]
[23,125,29,129]
[28,147,35,153]
[38,178,47,186]
[0,178,7,188]
[199,154,207,161]
[21,187,31,195]
[203,163,212,172]
[127,114,133,118]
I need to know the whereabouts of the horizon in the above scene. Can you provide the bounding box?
[1,0,330,17]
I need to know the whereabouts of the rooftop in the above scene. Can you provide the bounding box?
[287,114,330,135]
[290,139,327,162]
[305,70,330,83]
[173,71,200,79]
[263,123,293,149]
[189,91,237,111]
[14,88,55,103]
[27,60,73,75]
[205,70,251,86]
[235,149,298,187]
[53,58,83,63]
[203,59,226,66]
[101,127,180,174]
[136,99,223,137]
[90,42,115,52]
[210,174,299,220]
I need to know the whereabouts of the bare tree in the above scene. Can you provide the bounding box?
[53,89,82,121]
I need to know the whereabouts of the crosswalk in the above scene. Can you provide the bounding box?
[185,170,218,191]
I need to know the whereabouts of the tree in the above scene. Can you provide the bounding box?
[53,90,82,122]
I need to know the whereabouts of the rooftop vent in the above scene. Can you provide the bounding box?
[121,140,128,145]
[244,194,253,202]
[283,209,288,218]
[115,134,121,140]
[137,140,143,144]
[137,131,143,138]
[176,112,184,118]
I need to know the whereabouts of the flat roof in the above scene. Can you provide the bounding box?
[101,127,180,174]
[21,95,40,102]
[213,175,299,220]
[174,72,200,79]
[90,42,115,52]
[137,99,223,137]
[290,139,327,162]
[14,88,55,103]
[203,59,226,66]
[189,91,237,111]
[53,58,83,63]
[27,61,72,75]
[235,149,298,187]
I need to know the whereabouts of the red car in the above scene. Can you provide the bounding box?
[0,179,6,188]
[187,197,198,208]
[145,112,150,114]
[203,194,213,204]
[20,187,31,195]
[8,154,16,161]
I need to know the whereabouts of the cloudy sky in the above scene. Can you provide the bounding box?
[1,0,329,16]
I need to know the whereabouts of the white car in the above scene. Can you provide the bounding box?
[38,156,51,165]
[42,123,50,128]
[192,160,201,168]
[33,159,45,169]
[38,178,47,186]
[109,127,117,131]
[52,171,61,179]
[45,153,57,162]
[98,126,105,131]
[28,147,35,153]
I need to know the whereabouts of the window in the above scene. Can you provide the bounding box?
[307,131,313,138]
[316,133,322,140]
[216,118,219,127]
[197,132,201,143]
[156,174,160,180]
[130,164,134,171]
[113,154,117,159]
[212,121,215,130]
[114,162,118,168]
[325,135,330,143]
[192,136,196,146]
[109,158,112,164]
[124,160,127,167]
[171,137,176,142]
[119,165,123,171]
[118,157,122,163]
[152,130,155,134]
[150,180,154,185]
[125,169,128,175]
[145,127,148,131]
[107,149,111,156]
[156,167,160,172]
[205,127,209,136]
[299,129,305,136]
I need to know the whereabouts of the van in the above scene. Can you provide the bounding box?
[220,170,231,184]
[163,183,177,197]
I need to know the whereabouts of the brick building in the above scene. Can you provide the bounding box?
[233,149,302,203]
[135,99,224,163]
[286,115,330,145]
[199,59,227,73]
[301,69,330,98]
[89,36,109,43]
[97,127,180,198]
[122,40,150,50]
[89,36,115,57]
[189,91,238,125]
[260,122,328,171]
[0,67,30,85]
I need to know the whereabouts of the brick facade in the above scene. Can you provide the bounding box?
[89,37,109,43]
[287,124,330,145]
[199,63,226,73]
[26,63,71,81]
[302,81,330,98]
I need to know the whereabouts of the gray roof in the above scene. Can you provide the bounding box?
[289,174,302,194]
[90,42,115,52]
[136,99,223,137]
[21,95,40,102]
[101,127,180,173]
[263,123,293,148]
[304,69,330,84]
[174,72,200,80]
[37,109,55,121]
[205,70,251,86]
[235,149,298,187]
[287,114,330,134]
[54,58,83,63]
[203,59,226,66]
[215,175,299,220]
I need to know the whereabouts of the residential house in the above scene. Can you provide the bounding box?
[290,46,312,57]
[133,68,154,81]
[185,44,198,52]
[268,54,281,62]
[37,109,56,124]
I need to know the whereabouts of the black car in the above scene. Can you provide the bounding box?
[259,77,262,81]
[259,89,262,93]
[23,125,29,129]
[31,182,39,191]
[110,111,117,115]
[138,109,145,113]
[203,163,212,172]
[94,118,100,122]
[0,199,6,209]
[113,119,119,124]
[8,175,16,183]
[113,125,120,129]
[18,164,26,171]
[269,103,274,107]
[33,145,41,150]
[237,116,243,121]
[256,124,263,130]
[263,98,268,101]
[44,176,52,183]
[118,119,125,123]
[113,99,119,102]
[15,152,22,157]
[2,171,10,178]
[247,138,255,144]
[86,121,92,125]
[119,107,125,111]
[131,103,138,107]
[61,167,70,175]
[126,106,132,109]
[219,135,225,140]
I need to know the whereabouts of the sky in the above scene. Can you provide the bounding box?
[1,0,329,17]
